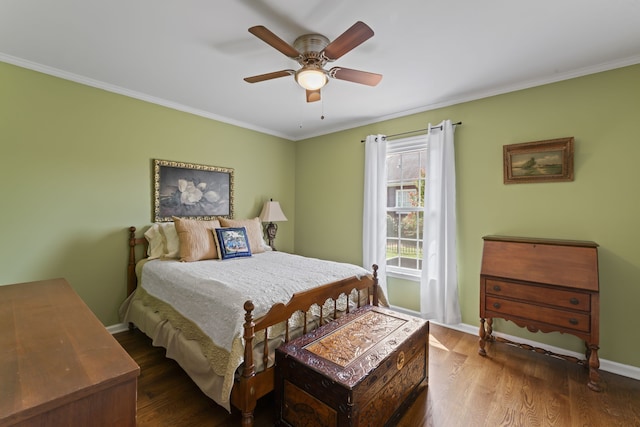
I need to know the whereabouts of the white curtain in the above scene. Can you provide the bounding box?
[362,134,388,295]
[420,120,461,324]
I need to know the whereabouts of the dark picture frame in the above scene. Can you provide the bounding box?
[153,159,234,221]
[503,137,574,184]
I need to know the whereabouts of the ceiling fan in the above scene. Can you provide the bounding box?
[243,21,382,102]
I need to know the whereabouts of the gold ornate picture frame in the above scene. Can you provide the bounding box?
[153,159,234,221]
[503,137,574,184]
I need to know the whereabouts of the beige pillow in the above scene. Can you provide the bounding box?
[144,224,165,260]
[219,217,265,254]
[173,217,221,262]
[158,222,180,259]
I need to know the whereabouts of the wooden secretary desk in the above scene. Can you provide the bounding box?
[478,235,600,391]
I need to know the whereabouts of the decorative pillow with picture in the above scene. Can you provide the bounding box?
[214,227,252,260]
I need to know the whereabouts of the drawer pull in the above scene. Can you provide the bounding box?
[569,318,579,325]
[492,285,501,292]
[493,302,501,309]
[569,298,580,305]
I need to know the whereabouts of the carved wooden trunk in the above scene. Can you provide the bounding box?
[275,305,429,427]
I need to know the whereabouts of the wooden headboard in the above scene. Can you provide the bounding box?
[127,226,148,297]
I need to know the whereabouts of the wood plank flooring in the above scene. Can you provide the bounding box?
[114,324,640,426]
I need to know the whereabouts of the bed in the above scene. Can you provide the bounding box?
[121,220,384,426]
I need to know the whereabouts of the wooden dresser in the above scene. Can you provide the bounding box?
[478,235,600,391]
[0,278,140,426]
[276,305,429,427]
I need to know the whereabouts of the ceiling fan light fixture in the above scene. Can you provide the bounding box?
[244,22,381,102]
[295,67,327,90]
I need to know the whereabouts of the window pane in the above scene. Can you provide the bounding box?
[386,258,399,267]
[386,154,402,182]
[416,211,423,235]
[395,189,416,208]
[399,212,418,238]
[400,152,417,180]
[385,140,427,275]
[386,212,399,238]
[386,237,399,264]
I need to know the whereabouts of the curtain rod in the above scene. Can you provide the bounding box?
[360,121,462,143]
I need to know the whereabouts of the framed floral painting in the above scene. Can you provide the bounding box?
[153,159,234,221]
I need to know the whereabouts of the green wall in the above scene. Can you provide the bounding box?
[0,62,295,326]
[294,64,640,368]
[2,59,639,369]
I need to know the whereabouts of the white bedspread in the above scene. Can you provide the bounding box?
[140,251,371,353]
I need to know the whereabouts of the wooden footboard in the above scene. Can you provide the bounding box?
[232,267,379,426]
[127,226,379,426]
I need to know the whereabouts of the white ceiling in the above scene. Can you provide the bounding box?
[2,0,640,141]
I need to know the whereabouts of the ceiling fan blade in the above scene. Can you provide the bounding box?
[248,26,300,58]
[329,67,382,86]
[244,70,295,83]
[322,21,374,61]
[306,89,321,103]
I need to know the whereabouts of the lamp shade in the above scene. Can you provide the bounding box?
[259,200,288,222]
[295,67,328,91]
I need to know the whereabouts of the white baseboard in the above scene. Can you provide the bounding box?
[108,310,640,382]
[107,322,130,334]
[387,305,640,382]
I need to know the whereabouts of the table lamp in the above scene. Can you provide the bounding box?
[259,199,287,250]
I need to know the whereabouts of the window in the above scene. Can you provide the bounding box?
[385,136,427,277]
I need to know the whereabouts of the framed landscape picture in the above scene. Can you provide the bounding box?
[503,137,574,184]
[153,159,234,221]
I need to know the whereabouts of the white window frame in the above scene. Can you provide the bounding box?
[385,135,428,280]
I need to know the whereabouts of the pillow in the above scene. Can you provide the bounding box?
[143,224,165,260]
[173,217,221,262]
[158,222,180,259]
[213,227,252,260]
[219,217,267,254]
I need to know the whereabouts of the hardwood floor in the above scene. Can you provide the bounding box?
[114,324,640,426]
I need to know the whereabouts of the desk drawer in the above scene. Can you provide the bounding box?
[486,296,590,333]
[485,279,590,311]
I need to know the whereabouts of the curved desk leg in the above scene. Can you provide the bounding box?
[478,318,492,356]
[587,344,601,392]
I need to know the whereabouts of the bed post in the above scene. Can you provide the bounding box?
[127,227,138,296]
[239,301,257,427]
[372,264,379,306]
